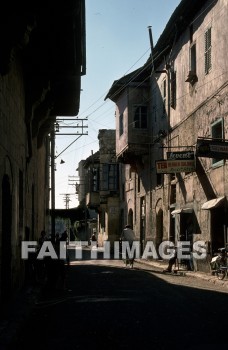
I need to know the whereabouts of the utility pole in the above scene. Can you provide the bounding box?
[50,117,88,239]
[68,175,78,194]
[148,25,154,218]
[60,193,73,209]
[51,127,56,241]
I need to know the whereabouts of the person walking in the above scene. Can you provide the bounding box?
[54,231,69,290]
[121,225,136,268]
[38,230,46,248]
[163,247,178,273]
[90,231,98,248]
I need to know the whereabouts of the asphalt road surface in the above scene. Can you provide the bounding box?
[11,246,228,350]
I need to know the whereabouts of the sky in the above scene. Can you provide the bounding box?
[55,0,181,209]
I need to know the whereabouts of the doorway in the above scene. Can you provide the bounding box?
[156,208,163,256]
[1,175,12,302]
[128,208,133,229]
[211,208,225,254]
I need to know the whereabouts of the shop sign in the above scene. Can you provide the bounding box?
[167,151,194,160]
[196,138,228,159]
[156,151,195,174]
[156,159,195,174]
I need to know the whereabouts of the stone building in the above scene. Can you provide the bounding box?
[106,0,228,271]
[78,130,120,248]
[76,153,100,242]
[105,66,151,254]
[0,1,86,303]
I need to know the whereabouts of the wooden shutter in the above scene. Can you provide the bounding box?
[205,27,212,74]
[171,71,176,109]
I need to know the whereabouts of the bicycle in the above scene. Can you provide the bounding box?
[210,247,228,280]
[119,239,135,269]
[216,265,228,280]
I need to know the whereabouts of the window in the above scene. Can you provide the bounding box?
[170,70,176,109]
[156,173,163,186]
[186,42,197,85]
[211,118,224,165]
[134,106,147,128]
[170,184,176,205]
[137,175,141,193]
[119,113,123,137]
[100,163,119,191]
[190,43,196,74]
[161,79,166,117]
[205,27,212,74]
[92,168,99,191]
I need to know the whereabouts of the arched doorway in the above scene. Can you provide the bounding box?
[1,175,12,302]
[156,208,163,255]
[128,208,133,228]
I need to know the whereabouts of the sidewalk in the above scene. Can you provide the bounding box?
[135,258,228,289]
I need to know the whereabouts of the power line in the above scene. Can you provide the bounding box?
[59,193,75,209]
[77,47,151,119]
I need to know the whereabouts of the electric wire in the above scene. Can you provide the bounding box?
[55,0,226,206]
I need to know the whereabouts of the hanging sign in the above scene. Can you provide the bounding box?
[156,151,195,174]
[167,151,194,160]
[196,138,228,159]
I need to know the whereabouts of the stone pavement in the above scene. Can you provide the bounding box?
[1,257,228,349]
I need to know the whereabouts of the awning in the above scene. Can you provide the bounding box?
[171,208,193,215]
[201,196,225,210]
[171,209,182,215]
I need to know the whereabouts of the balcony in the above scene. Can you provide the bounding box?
[116,85,150,165]
[105,65,151,166]
[117,144,149,170]
[117,103,149,167]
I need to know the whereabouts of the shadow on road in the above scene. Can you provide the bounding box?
[10,251,228,350]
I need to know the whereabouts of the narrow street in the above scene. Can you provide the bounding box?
[9,246,228,350]
[1,2,228,350]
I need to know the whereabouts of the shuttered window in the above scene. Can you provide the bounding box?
[190,43,196,74]
[211,118,224,166]
[205,27,212,75]
[170,70,176,109]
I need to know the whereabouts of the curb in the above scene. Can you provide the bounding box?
[135,259,228,289]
